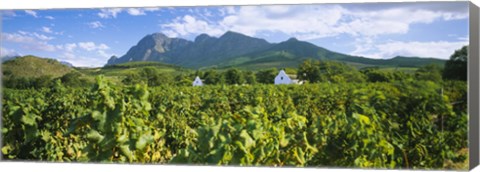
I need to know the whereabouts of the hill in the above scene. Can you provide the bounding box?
[2,55,74,78]
[77,61,188,84]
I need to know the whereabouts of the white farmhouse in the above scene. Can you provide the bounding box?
[275,70,303,85]
[275,70,293,85]
[192,76,203,86]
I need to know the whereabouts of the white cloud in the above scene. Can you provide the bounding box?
[42,26,52,33]
[161,15,226,37]
[127,8,146,16]
[78,42,109,51]
[18,31,28,35]
[3,32,36,42]
[1,47,19,57]
[458,37,469,41]
[161,4,468,40]
[97,50,111,58]
[2,32,56,52]
[17,31,54,41]
[98,7,160,18]
[1,10,17,17]
[32,32,54,41]
[351,40,468,59]
[62,52,76,59]
[53,42,114,67]
[88,21,105,29]
[45,16,55,20]
[64,43,77,52]
[24,10,38,18]
[98,8,122,18]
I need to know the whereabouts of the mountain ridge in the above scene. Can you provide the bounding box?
[106,31,446,69]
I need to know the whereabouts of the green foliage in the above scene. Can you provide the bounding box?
[443,46,467,81]
[224,68,245,85]
[415,64,443,82]
[60,71,92,87]
[3,75,55,89]
[361,68,394,82]
[2,77,467,169]
[243,71,257,85]
[255,68,278,84]
[297,59,321,83]
[203,69,224,85]
[298,59,366,83]
[121,67,174,87]
[2,55,73,78]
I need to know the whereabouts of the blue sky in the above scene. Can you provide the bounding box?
[1,2,469,67]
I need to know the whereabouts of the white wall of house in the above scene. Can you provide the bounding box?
[274,70,293,85]
[193,76,203,86]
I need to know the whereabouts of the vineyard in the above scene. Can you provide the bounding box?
[1,76,467,169]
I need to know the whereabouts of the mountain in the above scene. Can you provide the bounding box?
[107,31,272,68]
[2,55,74,78]
[107,33,192,65]
[107,31,446,69]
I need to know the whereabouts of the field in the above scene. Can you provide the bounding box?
[1,77,468,169]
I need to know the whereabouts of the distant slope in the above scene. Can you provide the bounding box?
[2,55,73,78]
[340,56,446,67]
[80,61,187,77]
[218,38,446,70]
[77,61,189,84]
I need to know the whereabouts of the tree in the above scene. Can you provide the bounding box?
[174,73,193,86]
[203,69,224,85]
[224,68,244,85]
[138,67,173,86]
[34,75,53,88]
[244,71,257,84]
[297,59,321,83]
[60,71,89,87]
[298,59,365,83]
[443,46,467,81]
[256,68,278,84]
[122,72,143,85]
[362,68,394,82]
[415,64,443,82]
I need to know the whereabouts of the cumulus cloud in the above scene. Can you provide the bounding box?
[2,29,113,67]
[160,4,468,59]
[78,42,109,51]
[98,8,123,18]
[54,42,114,67]
[351,40,468,59]
[97,50,111,58]
[2,32,56,52]
[64,43,77,52]
[88,21,105,29]
[161,15,226,37]
[126,8,159,16]
[24,10,38,18]
[42,26,52,33]
[1,47,19,57]
[33,33,54,41]
[98,7,160,18]
[161,4,468,40]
